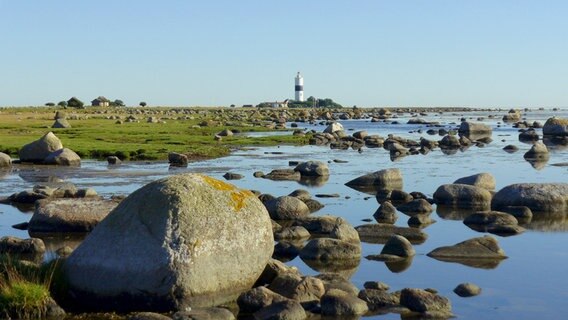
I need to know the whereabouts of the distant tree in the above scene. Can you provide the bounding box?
[111,99,125,107]
[45,102,55,107]
[57,101,67,108]
[139,101,147,107]
[230,104,236,108]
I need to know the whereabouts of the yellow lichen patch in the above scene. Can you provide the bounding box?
[201,175,235,191]
[200,175,254,211]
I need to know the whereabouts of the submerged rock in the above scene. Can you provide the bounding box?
[427,236,507,260]
[63,174,274,312]
[355,223,428,244]
[453,283,481,297]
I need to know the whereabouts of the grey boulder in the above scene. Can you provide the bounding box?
[0,152,11,167]
[543,117,568,136]
[63,174,274,312]
[492,183,568,215]
[44,148,81,166]
[433,184,492,209]
[294,161,329,176]
[454,173,496,191]
[19,132,63,162]
[266,196,311,220]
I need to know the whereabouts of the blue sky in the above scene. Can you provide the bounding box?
[1,1,566,107]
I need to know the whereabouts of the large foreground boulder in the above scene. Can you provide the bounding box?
[19,132,63,162]
[63,174,274,312]
[492,183,568,215]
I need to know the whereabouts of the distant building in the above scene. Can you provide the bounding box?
[242,104,254,108]
[67,97,84,108]
[91,96,110,107]
[259,99,289,108]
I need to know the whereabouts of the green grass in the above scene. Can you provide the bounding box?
[0,106,310,160]
[0,256,56,319]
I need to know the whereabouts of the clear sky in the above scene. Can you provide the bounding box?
[1,0,567,108]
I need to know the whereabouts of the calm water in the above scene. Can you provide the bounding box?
[0,109,567,319]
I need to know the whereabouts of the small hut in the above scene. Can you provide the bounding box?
[91,96,110,107]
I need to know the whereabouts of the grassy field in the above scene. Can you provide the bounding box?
[0,107,310,161]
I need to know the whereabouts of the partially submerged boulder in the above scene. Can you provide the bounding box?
[44,148,81,166]
[294,161,329,177]
[433,184,492,210]
[458,121,492,134]
[265,196,311,220]
[19,132,63,163]
[543,117,567,136]
[0,152,11,167]
[63,174,274,312]
[168,152,188,167]
[345,168,403,193]
[29,198,120,233]
[427,236,507,260]
[454,173,496,191]
[492,183,568,215]
[355,224,428,244]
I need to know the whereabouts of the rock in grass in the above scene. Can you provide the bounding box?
[18,132,63,163]
[433,184,492,210]
[427,236,507,260]
[63,174,274,312]
[0,236,46,255]
[52,118,71,128]
[453,283,481,297]
[454,173,496,191]
[491,183,568,215]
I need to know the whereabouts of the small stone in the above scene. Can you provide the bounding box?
[453,283,481,297]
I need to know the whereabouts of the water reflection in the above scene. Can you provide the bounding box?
[524,157,549,170]
[366,256,414,273]
[298,175,329,187]
[0,169,11,180]
[18,170,67,184]
[428,256,504,269]
[301,257,360,279]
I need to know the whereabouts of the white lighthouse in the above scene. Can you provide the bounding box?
[295,72,304,101]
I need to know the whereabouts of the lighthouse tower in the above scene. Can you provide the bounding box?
[295,72,304,101]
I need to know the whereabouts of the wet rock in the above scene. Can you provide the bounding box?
[237,287,290,314]
[464,211,525,236]
[524,142,550,161]
[294,161,329,177]
[253,300,306,320]
[266,196,311,220]
[368,234,415,260]
[408,214,435,227]
[299,238,361,261]
[458,121,492,134]
[320,289,369,316]
[268,274,325,302]
[29,198,119,232]
[63,174,274,311]
[433,184,492,210]
[323,122,344,134]
[315,273,359,296]
[356,224,428,244]
[303,199,324,213]
[107,156,122,165]
[397,199,433,216]
[364,281,390,291]
[223,172,243,180]
[0,152,12,167]
[19,132,63,163]
[263,169,301,181]
[288,189,311,201]
[0,236,46,255]
[345,168,403,193]
[254,258,300,287]
[543,117,568,136]
[400,288,452,315]
[12,222,29,230]
[358,289,399,309]
[454,173,496,191]
[253,171,265,178]
[172,307,235,320]
[503,144,519,153]
[453,283,481,297]
[128,312,172,320]
[373,201,398,224]
[44,148,81,166]
[427,236,507,260]
[168,152,188,167]
[491,183,568,214]
[274,226,310,241]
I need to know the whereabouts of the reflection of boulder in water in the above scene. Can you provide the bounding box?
[543,136,568,151]
[524,157,549,170]
[440,147,458,155]
[428,256,504,269]
[366,255,414,273]
[18,170,66,184]
[459,132,492,143]
[28,232,87,253]
[0,169,11,180]
[301,256,360,279]
[298,175,329,187]
[520,214,568,232]
[355,224,428,245]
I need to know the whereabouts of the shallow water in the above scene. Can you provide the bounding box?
[0,109,567,319]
